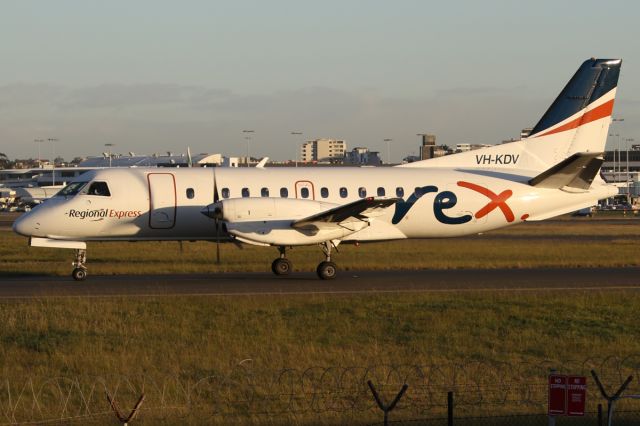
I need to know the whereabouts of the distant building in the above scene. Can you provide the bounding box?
[456,143,493,152]
[344,147,382,166]
[301,138,347,163]
[418,134,437,160]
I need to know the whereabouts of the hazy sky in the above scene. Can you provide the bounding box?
[1,0,638,162]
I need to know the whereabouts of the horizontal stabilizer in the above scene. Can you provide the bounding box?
[528,152,604,190]
[292,197,398,229]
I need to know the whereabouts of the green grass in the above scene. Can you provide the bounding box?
[1,291,640,424]
[2,218,640,423]
[1,218,640,275]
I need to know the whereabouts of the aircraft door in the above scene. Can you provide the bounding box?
[147,173,177,229]
[295,180,315,200]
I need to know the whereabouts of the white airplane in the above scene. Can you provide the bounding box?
[13,58,621,281]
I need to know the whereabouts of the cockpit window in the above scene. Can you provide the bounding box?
[86,181,111,196]
[57,181,88,197]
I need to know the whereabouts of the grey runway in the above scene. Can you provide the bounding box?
[1,267,639,298]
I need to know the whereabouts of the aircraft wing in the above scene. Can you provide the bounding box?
[292,197,399,230]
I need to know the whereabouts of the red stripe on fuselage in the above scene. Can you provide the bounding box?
[534,99,614,138]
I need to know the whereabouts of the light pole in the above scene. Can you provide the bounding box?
[105,143,115,168]
[609,133,620,182]
[34,139,44,167]
[242,130,254,167]
[383,138,392,165]
[625,137,635,199]
[611,118,624,182]
[48,138,58,186]
[291,132,302,167]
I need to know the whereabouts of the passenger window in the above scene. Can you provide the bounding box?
[186,188,195,199]
[87,181,111,196]
[300,187,309,198]
[377,187,385,197]
[221,188,230,199]
[396,187,404,197]
[280,187,288,198]
[242,188,250,197]
[358,187,367,198]
[261,187,269,197]
[340,187,348,198]
[321,187,329,198]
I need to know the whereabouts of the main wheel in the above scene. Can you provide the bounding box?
[316,261,337,280]
[72,268,87,281]
[271,258,292,276]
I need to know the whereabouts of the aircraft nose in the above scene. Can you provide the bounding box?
[12,211,41,237]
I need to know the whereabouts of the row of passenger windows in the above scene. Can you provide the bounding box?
[220,186,410,199]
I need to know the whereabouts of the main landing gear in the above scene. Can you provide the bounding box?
[71,249,88,281]
[317,241,337,280]
[270,242,338,280]
[271,246,292,276]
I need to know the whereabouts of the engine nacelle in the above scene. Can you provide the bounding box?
[203,197,339,222]
[201,197,367,246]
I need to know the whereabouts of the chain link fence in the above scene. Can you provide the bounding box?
[2,356,640,424]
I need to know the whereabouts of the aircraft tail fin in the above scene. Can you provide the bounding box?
[400,58,622,174]
[524,58,621,159]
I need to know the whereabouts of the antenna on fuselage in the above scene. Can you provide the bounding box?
[187,147,193,168]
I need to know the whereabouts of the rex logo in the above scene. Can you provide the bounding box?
[391,182,517,225]
[457,181,515,222]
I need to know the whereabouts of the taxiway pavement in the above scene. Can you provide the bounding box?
[0,267,639,299]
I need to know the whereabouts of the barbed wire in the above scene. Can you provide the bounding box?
[2,355,640,424]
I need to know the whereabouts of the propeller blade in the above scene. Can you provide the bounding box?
[215,218,221,265]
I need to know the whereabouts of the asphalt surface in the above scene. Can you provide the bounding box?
[1,268,639,298]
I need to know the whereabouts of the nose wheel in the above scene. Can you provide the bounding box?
[71,249,88,281]
[72,267,87,281]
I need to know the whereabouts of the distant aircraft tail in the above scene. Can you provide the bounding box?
[401,58,622,175]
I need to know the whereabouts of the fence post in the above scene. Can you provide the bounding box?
[591,369,633,426]
[106,391,145,425]
[597,403,603,426]
[548,368,557,426]
[367,380,408,426]
[447,391,453,426]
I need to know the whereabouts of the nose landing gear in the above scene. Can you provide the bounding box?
[72,249,87,281]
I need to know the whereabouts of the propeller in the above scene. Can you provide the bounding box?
[213,180,221,264]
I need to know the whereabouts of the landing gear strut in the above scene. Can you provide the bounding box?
[271,246,292,276]
[317,241,337,280]
[72,249,87,281]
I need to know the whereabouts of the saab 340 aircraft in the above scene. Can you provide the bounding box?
[13,58,621,280]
